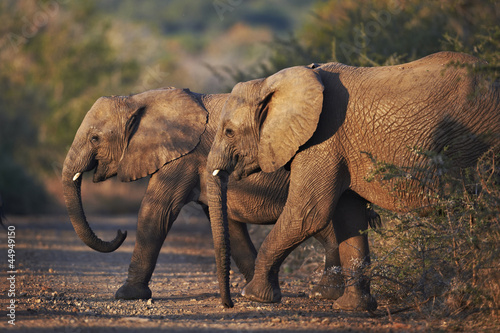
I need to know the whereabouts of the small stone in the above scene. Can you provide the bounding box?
[147,298,154,305]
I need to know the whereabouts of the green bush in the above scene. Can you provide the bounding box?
[366,145,499,320]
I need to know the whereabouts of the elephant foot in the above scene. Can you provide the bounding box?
[310,271,345,300]
[115,282,152,300]
[310,284,344,300]
[332,291,377,312]
[241,280,281,303]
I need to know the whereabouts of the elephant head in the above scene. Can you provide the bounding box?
[206,66,324,306]
[208,66,324,178]
[62,88,207,252]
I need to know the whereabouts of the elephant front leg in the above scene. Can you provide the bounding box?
[241,161,346,303]
[115,166,197,300]
[115,204,167,300]
[241,210,327,303]
[241,236,285,303]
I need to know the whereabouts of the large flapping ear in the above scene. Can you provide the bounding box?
[118,88,208,181]
[257,66,324,172]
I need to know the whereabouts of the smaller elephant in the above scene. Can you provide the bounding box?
[207,51,500,310]
[61,87,378,303]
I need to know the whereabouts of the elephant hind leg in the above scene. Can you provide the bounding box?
[228,220,257,282]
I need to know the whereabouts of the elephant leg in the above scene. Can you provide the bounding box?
[332,191,377,311]
[240,212,309,303]
[115,202,166,300]
[228,220,257,282]
[310,221,343,300]
[241,159,345,303]
[116,165,197,300]
[311,191,378,301]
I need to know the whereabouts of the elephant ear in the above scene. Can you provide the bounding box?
[118,88,208,182]
[257,66,324,173]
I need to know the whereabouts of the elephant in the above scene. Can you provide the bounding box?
[206,51,500,311]
[61,87,378,302]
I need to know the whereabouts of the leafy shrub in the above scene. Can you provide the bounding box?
[366,145,499,321]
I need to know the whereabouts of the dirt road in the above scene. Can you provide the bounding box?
[1,206,436,332]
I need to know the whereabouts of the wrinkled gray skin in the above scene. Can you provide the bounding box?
[207,52,500,310]
[61,87,372,303]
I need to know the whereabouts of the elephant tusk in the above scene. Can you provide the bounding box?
[73,173,81,181]
[212,169,220,176]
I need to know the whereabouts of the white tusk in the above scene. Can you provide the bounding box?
[212,169,220,176]
[73,173,81,181]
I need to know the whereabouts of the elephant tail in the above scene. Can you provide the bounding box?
[366,204,382,229]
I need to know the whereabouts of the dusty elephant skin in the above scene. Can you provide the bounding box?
[61,87,376,304]
[207,51,500,311]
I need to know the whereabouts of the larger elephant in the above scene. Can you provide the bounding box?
[206,52,500,310]
[61,87,376,304]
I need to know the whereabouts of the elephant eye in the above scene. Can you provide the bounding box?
[90,135,100,144]
[224,128,235,138]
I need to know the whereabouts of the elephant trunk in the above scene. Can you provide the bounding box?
[62,147,126,253]
[207,169,233,308]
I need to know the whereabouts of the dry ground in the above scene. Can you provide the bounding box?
[0,205,488,332]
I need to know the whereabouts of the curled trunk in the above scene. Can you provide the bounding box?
[207,171,233,308]
[62,150,126,253]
